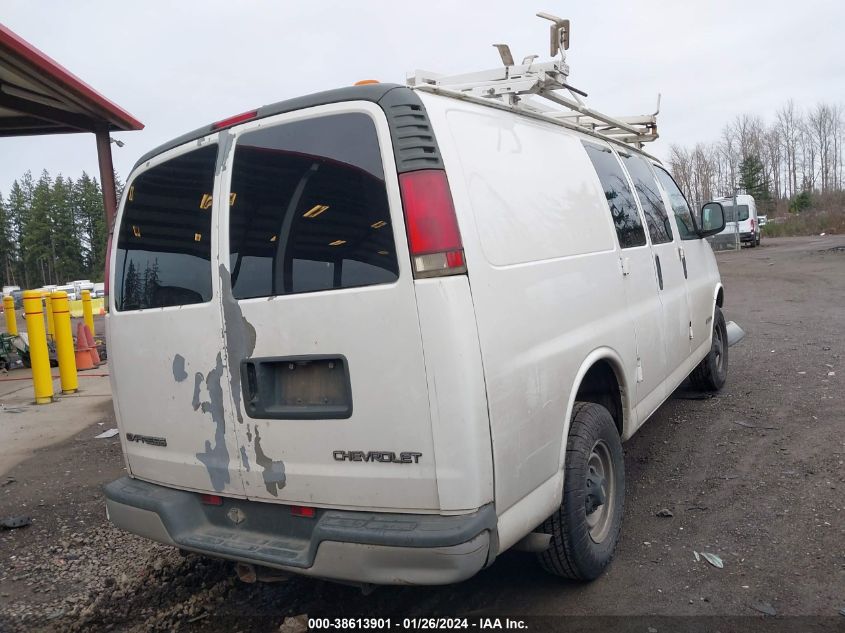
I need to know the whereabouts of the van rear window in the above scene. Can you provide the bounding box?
[115,145,218,311]
[227,113,398,300]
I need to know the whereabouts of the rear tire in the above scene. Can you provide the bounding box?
[689,305,728,391]
[537,402,624,580]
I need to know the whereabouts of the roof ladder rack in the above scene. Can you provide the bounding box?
[407,12,661,148]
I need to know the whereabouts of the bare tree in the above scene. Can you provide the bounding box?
[776,100,800,197]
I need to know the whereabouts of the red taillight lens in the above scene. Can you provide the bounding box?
[290,505,315,518]
[750,218,756,231]
[200,494,223,506]
[212,109,258,130]
[398,170,466,278]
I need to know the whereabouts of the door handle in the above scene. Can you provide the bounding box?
[678,247,688,279]
[655,255,663,290]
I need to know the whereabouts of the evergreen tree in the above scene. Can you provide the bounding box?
[73,173,106,279]
[141,259,161,307]
[738,154,771,202]
[8,174,34,288]
[123,259,140,309]
[52,175,85,282]
[23,171,55,286]
[0,191,15,286]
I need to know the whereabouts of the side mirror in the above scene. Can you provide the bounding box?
[698,202,726,238]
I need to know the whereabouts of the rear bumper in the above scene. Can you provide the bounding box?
[103,477,496,585]
[740,232,756,242]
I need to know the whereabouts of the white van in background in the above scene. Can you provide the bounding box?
[103,15,739,587]
[715,194,760,247]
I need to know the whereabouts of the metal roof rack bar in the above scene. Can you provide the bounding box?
[406,12,660,148]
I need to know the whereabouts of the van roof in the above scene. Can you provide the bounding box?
[133,83,445,173]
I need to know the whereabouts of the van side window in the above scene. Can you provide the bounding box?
[582,142,646,248]
[228,113,399,299]
[114,145,218,311]
[619,154,673,244]
[653,166,698,240]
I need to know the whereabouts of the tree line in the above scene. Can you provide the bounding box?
[668,100,844,212]
[0,170,120,290]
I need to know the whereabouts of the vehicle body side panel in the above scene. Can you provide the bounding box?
[413,276,495,511]
[423,93,638,515]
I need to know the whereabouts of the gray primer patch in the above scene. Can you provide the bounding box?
[195,353,230,492]
[240,446,251,472]
[253,425,285,495]
[215,130,235,175]
[191,373,204,412]
[172,354,188,382]
[219,264,256,424]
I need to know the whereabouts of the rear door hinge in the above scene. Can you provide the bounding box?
[689,321,694,340]
[621,257,631,276]
[636,357,643,383]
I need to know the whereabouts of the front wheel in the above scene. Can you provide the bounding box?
[689,305,728,391]
[537,402,625,580]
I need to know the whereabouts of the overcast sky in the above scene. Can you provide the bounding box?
[2,0,844,195]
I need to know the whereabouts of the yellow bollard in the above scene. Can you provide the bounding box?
[50,291,78,394]
[81,290,95,336]
[43,292,56,341]
[3,295,17,335]
[23,290,54,404]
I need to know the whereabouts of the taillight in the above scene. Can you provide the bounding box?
[200,494,223,506]
[750,218,756,231]
[398,170,466,278]
[212,109,258,130]
[290,505,316,518]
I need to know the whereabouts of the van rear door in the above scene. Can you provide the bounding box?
[109,138,247,497]
[217,104,438,511]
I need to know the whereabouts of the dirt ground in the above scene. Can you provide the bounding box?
[1,236,843,631]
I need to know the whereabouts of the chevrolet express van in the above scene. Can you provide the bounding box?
[104,81,730,586]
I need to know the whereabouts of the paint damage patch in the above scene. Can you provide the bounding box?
[219,264,256,424]
[172,354,188,382]
[195,353,230,492]
[253,425,285,495]
[240,446,251,472]
[191,373,204,411]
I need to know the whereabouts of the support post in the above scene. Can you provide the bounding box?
[95,128,118,232]
[95,128,118,301]
[3,295,17,335]
[22,290,53,404]
[51,291,78,394]
[81,289,95,335]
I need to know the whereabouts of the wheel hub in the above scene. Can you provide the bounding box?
[584,439,615,543]
[585,466,606,514]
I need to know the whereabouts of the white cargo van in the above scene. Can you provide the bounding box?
[715,194,760,247]
[104,19,734,586]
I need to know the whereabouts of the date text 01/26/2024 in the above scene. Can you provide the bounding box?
[308,618,528,630]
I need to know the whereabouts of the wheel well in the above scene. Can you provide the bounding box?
[716,287,724,308]
[575,360,623,435]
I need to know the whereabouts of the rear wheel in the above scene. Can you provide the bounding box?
[689,305,728,391]
[537,402,624,580]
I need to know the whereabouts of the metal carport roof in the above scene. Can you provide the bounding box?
[0,22,143,136]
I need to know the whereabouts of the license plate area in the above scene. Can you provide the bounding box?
[241,355,352,419]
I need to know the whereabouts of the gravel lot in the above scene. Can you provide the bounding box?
[1,236,843,631]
